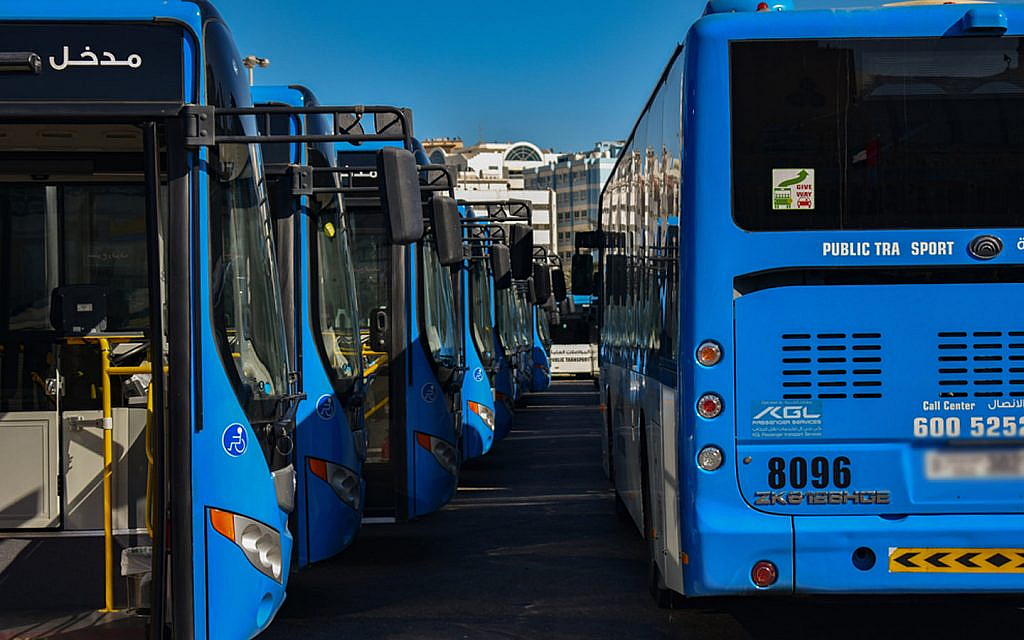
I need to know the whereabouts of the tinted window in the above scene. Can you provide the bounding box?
[732,38,1024,230]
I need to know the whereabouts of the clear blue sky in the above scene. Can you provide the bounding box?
[212,0,958,153]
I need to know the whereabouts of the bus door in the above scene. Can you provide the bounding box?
[337,140,424,522]
[341,165,406,521]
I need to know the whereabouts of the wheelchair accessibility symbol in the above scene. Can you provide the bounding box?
[421,383,438,404]
[473,367,484,383]
[316,394,336,421]
[222,423,248,458]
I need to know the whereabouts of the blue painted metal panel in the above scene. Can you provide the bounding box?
[531,308,551,392]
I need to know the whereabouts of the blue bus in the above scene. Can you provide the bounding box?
[460,201,533,441]
[250,86,428,567]
[337,140,464,522]
[0,2,371,636]
[529,250,560,393]
[458,205,499,459]
[600,0,1024,604]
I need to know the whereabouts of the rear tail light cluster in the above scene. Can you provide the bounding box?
[209,508,283,583]
[308,457,361,511]
[751,560,778,587]
[468,400,495,431]
[416,432,458,476]
[695,339,726,472]
[697,446,724,471]
[696,393,723,419]
[696,341,722,367]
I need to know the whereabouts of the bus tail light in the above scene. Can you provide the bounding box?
[697,393,723,419]
[468,401,496,431]
[308,457,361,510]
[751,560,778,587]
[696,341,722,367]
[416,432,458,476]
[209,508,283,583]
[697,446,724,471]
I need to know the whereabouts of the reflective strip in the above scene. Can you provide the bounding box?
[888,547,1024,573]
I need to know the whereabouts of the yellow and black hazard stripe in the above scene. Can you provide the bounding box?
[888,548,1024,574]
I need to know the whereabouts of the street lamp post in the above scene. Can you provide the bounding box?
[242,55,270,86]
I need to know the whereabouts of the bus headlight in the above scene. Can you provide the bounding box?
[416,432,458,476]
[209,508,283,582]
[308,457,361,511]
[468,401,495,431]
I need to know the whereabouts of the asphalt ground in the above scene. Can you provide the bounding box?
[265,381,1024,640]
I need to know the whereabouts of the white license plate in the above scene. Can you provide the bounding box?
[925,449,1024,480]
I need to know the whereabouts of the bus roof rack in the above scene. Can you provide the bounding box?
[181,104,414,149]
[457,199,532,225]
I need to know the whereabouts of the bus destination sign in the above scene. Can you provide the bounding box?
[0,23,184,104]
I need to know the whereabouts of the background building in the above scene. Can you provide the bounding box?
[523,141,622,262]
[423,139,562,254]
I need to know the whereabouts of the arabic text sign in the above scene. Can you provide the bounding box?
[0,23,184,103]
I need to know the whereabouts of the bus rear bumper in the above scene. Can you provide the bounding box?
[793,514,1024,594]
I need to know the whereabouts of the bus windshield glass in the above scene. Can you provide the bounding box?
[536,307,551,349]
[496,286,516,354]
[732,37,1024,230]
[210,141,291,422]
[421,239,459,375]
[310,140,362,388]
[469,260,495,369]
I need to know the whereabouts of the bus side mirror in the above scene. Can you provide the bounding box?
[510,225,533,281]
[551,268,567,302]
[571,254,594,295]
[377,147,423,245]
[491,244,512,290]
[533,264,552,305]
[429,195,463,267]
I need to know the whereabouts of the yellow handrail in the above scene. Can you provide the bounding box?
[70,336,152,613]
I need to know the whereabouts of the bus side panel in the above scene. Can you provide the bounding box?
[408,248,457,518]
[608,363,643,528]
[461,336,495,460]
[659,385,683,595]
[407,341,457,517]
[493,349,516,441]
[680,23,793,596]
[530,309,551,392]
[193,154,291,639]
[294,386,361,566]
[294,209,362,565]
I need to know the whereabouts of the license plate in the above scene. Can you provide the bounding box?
[925,449,1024,480]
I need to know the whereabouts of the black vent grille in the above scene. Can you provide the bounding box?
[936,331,1024,398]
[780,332,883,400]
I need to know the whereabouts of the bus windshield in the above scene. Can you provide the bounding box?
[421,239,459,376]
[732,37,1024,230]
[536,307,551,349]
[310,140,362,389]
[496,286,516,354]
[469,260,496,369]
[210,141,291,422]
[515,290,530,351]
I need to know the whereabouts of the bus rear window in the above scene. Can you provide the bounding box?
[731,37,1024,230]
